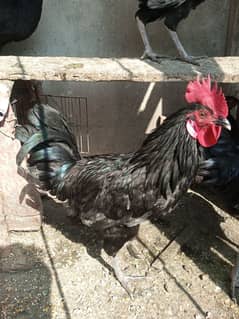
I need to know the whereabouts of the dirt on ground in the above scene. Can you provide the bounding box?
[1,187,239,319]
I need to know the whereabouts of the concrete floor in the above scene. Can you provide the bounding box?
[1,189,239,319]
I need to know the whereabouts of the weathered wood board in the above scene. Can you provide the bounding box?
[0,56,238,83]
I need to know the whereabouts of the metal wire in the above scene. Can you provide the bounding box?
[17,94,90,154]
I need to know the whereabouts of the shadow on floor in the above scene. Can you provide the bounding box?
[42,189,239,302]
[0,243,52,319]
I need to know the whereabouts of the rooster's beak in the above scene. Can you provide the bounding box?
[214,117,231,131]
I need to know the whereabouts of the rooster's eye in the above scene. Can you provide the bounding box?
[199,111,206,118]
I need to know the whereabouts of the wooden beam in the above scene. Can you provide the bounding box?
[0,56,239,83]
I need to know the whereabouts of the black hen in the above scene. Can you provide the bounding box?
[16,78,229,295]
[199,96,239,187]
[0,0,43,48]
[196,96,239,301]
[135,0,206,64]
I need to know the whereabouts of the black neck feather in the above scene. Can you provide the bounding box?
[129,107,200,197]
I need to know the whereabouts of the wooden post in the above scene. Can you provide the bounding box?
[0,80,42,241]
[224,1,239,102]
[225,0,239,56]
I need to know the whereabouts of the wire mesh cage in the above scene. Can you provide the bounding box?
[40,95,90,154]
[16,93,90,154]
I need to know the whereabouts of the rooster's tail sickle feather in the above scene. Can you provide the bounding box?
[16,103,80,199]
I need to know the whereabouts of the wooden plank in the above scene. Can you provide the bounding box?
[0,56,239,83]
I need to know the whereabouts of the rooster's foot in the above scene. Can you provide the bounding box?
[141,51,205,66]
[141,50,172,63]
[176,55,207,66]
[112,256,145,298]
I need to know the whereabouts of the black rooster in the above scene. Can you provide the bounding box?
[0,0,43,48]
[16,77,230,295]
[135,0,206,64]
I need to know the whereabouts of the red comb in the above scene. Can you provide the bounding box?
[185,75,228,117]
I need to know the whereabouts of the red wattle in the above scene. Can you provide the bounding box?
[197,125,221,147]
[186,120,222,147]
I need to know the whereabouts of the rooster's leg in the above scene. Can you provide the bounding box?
[136,17,170,62]
[166,27,204,66]
[111,252,144,298]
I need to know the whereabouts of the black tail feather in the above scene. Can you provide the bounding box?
[16,103,80,198]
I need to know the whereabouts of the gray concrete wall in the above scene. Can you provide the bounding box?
[2,0,230,154]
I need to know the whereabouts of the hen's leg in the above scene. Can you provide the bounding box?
[166,27,204,65]
[136,16,169,62]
